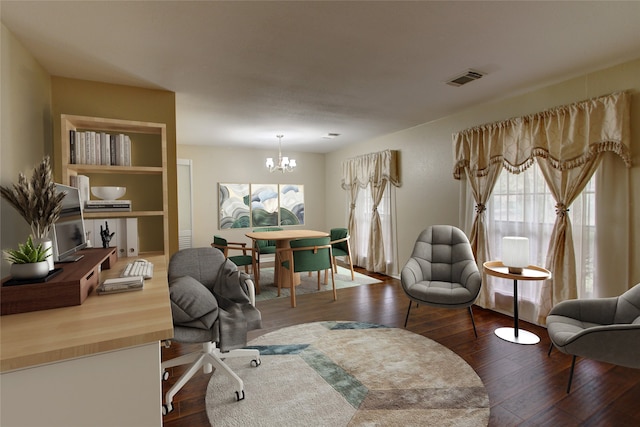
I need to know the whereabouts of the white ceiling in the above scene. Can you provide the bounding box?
[2,1,640,153]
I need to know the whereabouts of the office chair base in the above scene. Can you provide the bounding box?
[161,342,260,414]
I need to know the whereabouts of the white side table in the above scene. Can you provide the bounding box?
[483,261,551,345]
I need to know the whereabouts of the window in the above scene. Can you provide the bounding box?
[486,161,596,320]
[352,182,397,275]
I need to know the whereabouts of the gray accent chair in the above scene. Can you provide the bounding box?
[547,283,640,393]
[161,248,262,415]
[401,225,482,337]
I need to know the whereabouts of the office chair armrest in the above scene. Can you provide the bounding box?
[242,276,257,306]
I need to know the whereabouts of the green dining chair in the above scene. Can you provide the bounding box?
[212,235,260,294]
[329,228,355,281]
[276,237,336,308]
[251,227,282,276]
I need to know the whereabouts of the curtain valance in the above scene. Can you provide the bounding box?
[453,91,631,179]
[341,149,400,190]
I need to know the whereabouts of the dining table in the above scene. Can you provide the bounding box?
[245,229,329,289]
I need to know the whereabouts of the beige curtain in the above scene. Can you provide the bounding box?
[467,163,502,307]
[453,91,632,319]
[342,162,361,257]
[342,150,400,272]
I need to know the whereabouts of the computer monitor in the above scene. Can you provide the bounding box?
[52,183,87,262]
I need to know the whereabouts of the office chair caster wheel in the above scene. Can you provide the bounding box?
[251,358,261,367]
[235,390,245,401]
[162,370,169,381]
[162,403,173,415]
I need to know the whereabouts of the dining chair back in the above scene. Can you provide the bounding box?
[277,236,336,307]
[212,235,260,293]
[329,228,354,281]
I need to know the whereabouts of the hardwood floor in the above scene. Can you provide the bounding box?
[162,267,640,427]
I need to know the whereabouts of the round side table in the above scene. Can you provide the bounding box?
[483,261,551,345]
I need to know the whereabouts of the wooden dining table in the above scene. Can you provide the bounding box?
[245,229,329,289]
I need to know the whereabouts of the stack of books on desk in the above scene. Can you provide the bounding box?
[97,276,144,295]
[85,199,132,212]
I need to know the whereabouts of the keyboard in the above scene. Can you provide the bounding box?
[121,259,154,280]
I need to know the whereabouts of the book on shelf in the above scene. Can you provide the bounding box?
[69,130,76,164]
[86,199,131,206]
[84,207,132,212]
[69,175,91,206]
[69,131,131,166]
[85,199,132,212]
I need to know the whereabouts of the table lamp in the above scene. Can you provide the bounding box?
[502,236,529,274]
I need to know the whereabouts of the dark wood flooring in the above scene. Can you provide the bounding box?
[162,267,640,427]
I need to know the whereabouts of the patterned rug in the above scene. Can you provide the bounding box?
[255,266,381,302]
[206,321,490,426]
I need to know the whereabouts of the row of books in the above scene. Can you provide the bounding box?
[84,199,132,212]
[69,130,132,166]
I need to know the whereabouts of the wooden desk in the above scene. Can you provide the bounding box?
[0,252,173,426]
[246,229,329,288]
[483,260,551,345]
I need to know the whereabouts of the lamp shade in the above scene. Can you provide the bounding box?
[502,236,529,274]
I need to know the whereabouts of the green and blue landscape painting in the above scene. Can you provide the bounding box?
[219,183,304,228]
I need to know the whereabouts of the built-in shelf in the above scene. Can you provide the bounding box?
[60,114,168,257]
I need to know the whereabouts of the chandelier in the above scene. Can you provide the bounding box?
[266,134,296,173]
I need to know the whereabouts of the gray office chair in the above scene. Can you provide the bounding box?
[161,248,261,415]
[401,225,482,337]
[547,283,640,393]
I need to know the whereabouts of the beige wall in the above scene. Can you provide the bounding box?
[0,24,52,277]
[326,59,640,287]
[177,145,325,248]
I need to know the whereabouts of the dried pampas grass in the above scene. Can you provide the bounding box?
[0,156,66,239]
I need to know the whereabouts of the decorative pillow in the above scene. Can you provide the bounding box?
[169,275,218,330]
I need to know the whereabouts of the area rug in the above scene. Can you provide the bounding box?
[205,321,490,426]
[255,266,381,302]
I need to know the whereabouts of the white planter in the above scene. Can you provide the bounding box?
[33,237,54,271]
[10,261,50,280]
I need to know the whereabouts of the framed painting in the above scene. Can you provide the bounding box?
[218,183,250,229]
[280,184,304,225]
[251,184,279,227]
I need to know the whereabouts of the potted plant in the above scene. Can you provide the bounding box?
[1,156,65,270]
[4,236,51,279]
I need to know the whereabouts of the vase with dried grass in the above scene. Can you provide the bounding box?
[1,156,66,271]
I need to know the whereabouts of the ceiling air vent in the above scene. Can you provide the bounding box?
[322,133,341,139]
[446,69,486,87]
